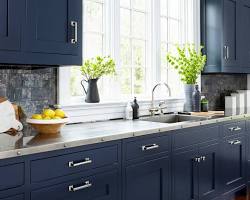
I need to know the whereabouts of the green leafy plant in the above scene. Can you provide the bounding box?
[166,44,207,84]
[81,56,116,81]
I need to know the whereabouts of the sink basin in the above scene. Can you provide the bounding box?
[140,114,208,124]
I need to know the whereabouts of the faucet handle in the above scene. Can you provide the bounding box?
[159,101,165,107]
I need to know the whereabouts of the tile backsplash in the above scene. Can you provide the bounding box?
[201,74,247,111]
[0,66,57,117]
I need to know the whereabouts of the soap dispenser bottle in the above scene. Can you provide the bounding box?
[131,97,139,119]
[125,102,133,120]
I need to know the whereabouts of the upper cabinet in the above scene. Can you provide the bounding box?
[201,0,250,73]
[0,0,82,66]
[0,0,22,51]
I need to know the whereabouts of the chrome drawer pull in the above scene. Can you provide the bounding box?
[229,140,242,145]
[69,181,92,192]
[71,21,78,44]
[68,157,92,168]
[201,156,206,161]
[142,144,159,151]
[194,157,201,163]
[228,126,242,132]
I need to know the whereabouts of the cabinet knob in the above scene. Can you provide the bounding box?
[229,140,242,145]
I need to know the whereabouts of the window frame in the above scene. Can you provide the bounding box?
[58,0,200,123]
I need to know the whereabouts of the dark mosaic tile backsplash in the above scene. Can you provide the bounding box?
[201,74,248,111]
[0,66,57,117]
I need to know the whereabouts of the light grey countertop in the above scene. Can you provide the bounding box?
[0,114,249,160]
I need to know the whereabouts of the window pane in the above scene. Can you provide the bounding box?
[168,0,180,19]
[120,8,131,36]
[160,0,168,16]
[132,11,146,38]
[84,33,103,58]
[84,1,103,32]
[161,18,168,42]
[120,67,132,95]
[132,0,146,11]
[120,0,130,8]
[168,19,179,44]
[121,38,132,66]
[168,68,183,97]
[70,67,83,97]
[134,67,145,95]
[132,40,145,68]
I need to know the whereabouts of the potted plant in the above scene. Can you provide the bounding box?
[166,44,206,111]
[80,56,116,103]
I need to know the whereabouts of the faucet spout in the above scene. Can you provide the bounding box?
[149,82,171,116]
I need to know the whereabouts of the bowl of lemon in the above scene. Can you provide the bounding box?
[27,108,69,134]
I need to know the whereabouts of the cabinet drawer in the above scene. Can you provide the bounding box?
[1,195,24,200]
[31,171,119,200]
[222,121,245,137]
[125,135,170,161]
[31,145,118,183]
[0,163,24,191]
[173,125,219,149]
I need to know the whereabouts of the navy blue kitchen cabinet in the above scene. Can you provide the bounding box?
[221,135,246,192]
[124,157,170,200]
[23,0,81,56]
[201,0,250,73]
[0,0,82,66]
[0,195,24,200]
[0,120,249,199]
[31,170,119,200]
[172,142,220,200]
[0,0,22,51]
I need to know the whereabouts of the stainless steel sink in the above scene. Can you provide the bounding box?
[140,114,208,124]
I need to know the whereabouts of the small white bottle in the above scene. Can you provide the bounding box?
[125,102,133,120]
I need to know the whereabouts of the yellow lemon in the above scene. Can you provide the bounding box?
[43,116,51,120]
[32,114,43,120]
[42,109,55,118]
[52,116,62,120]
[55,109,66,118]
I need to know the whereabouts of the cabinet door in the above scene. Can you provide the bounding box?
[222,136,246,192]
[23,0,82,55]
[124,157,170,200]
[239,0,250,66]
[172,148,198,200]
[0,0,22,51]
[198,143,220,200]
[223,0,240,67]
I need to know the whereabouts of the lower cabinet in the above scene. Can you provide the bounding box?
[0,195,24,200]
[221,135,246,192]
[172,142,220,200]
[124,156,170,200]
[31,170,119,200]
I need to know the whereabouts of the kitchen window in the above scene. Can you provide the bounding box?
[58,0,200,122]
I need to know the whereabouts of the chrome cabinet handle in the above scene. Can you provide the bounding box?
[228,126,242,132]
[201,156,206,161]
[229,140,242,145]
[194,157,201,163]
[224,46,229,60]
[71,21,78,44]
[68,157,92,168]
[142,144,159,151]
[69,181,92,192]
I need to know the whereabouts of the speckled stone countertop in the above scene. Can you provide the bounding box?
[0,114,249,160]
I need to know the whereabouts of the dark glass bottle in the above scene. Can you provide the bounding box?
[192,85,201,112]
[131,97,139,119]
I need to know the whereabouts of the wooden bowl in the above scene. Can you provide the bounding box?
[26,118,69,134]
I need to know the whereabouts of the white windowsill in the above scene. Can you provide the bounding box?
[61,97,185,124]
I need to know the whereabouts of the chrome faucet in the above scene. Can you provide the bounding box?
[149,83,172,116]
